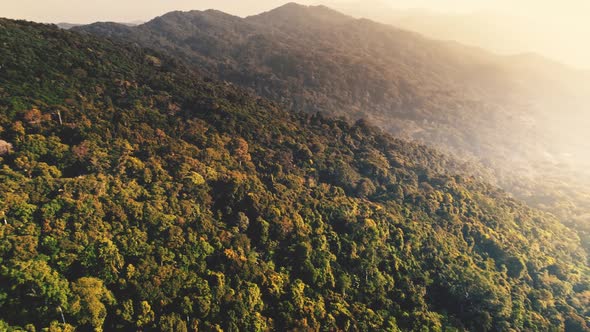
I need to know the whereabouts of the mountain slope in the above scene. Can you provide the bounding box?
[74,2,590,256]
[325,2,590,70]
[75,3,590,162]
[1,19,588,331]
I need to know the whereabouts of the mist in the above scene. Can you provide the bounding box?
[325,0,590,69]
[3,0,589,68]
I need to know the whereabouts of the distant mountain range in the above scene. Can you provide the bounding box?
[57,20,143,30]
[56,22,80,29]
[323,0,590,70]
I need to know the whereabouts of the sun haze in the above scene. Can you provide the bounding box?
[327,0,590,69]
[2,0,589,67]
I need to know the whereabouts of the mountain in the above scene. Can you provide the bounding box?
[57,21,143,30]
[73,3,590,252]
[1,18,588,331]
[56,23,81,29]
[324,1,590,70]
[75,3,590,155]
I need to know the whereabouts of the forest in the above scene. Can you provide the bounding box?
[73,3,590,256]
[0,18,589,331]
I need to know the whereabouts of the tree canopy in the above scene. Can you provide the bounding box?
[0,19,588,331]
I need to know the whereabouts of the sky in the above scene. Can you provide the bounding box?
[1,0,587,23]
[1,0,589,68]
[1,0,304,23]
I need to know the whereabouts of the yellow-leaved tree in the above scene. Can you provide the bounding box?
[70,277,115,332]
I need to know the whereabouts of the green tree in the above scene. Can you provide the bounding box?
[70,277,115,332]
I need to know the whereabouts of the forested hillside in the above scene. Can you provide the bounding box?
[74,2,590,171]
[0,19,589,331]
[73,3,590,257]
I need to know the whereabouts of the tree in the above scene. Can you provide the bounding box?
[1,260,70,324]
[356,179,376,198]
[235,212,250,233]
[159,313,187,332]
[46,321,76,332]
[70,277,115,332]
[136,301,155,329]
[232,138,251,166]
[0,140,12,155]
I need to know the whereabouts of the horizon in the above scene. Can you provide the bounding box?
[4,0,590,23]
[0,0,590,24]
[1,0,590,69]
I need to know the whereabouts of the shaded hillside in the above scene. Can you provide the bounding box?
[74,3,590,253]
[1,19,588,331]
[74,3,590,166]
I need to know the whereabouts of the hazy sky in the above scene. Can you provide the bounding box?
[2,1,309,23]
[1,0,588,23]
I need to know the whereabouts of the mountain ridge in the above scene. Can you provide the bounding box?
[73,2,590,261]
[73,4,590,174]
[325,2,590,70]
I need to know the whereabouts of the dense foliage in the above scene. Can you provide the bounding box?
[74,3,590,254]
[1,19,589,331]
